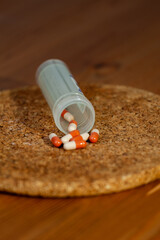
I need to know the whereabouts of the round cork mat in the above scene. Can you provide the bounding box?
[0,84,160,197]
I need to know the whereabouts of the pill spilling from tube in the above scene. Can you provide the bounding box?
[49,109,99,150]
[36,59,98,151]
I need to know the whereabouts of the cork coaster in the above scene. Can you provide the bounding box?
[0,84,160,197]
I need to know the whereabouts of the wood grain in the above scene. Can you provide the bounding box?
[0,0,160,239]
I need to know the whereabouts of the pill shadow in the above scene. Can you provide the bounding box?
[9,86,55,147]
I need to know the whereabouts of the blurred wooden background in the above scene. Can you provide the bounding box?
[0,0,160,239]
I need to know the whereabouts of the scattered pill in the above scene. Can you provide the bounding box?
[89,129,99,143]
[61,109,74,122]
[49,133,62,147]
[50,111,98,150]
[61,130,80,143]
[68,120,77,132]
[63,140,87,150]
[70,133,89,142]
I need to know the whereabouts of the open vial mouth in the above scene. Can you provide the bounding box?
[53,93,95,134]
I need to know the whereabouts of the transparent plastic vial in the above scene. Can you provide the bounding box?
[36,59,95,134]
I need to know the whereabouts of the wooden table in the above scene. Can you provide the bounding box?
[0,0,160,239]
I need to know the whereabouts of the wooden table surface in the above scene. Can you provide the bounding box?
[0,0,160,239]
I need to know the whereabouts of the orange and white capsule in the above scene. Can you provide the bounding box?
[61,130,80,144]
[68,120,77,132]
[89,129,99,143]
[70,133,89,142]
[63,140,87,150]
[61,109,74,122]
[49,133,62,147]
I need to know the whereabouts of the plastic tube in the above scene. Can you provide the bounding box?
[36,59,95,134]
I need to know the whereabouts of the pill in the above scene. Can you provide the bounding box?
[63,140,87,150]
[49,133,62,147]
[61,130,80,143]
[68,120,78,132]
[70,133,89,142]
[89,129,99,143]
[61,109,74,122]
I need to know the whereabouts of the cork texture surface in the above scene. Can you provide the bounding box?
[0,84,160,197]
